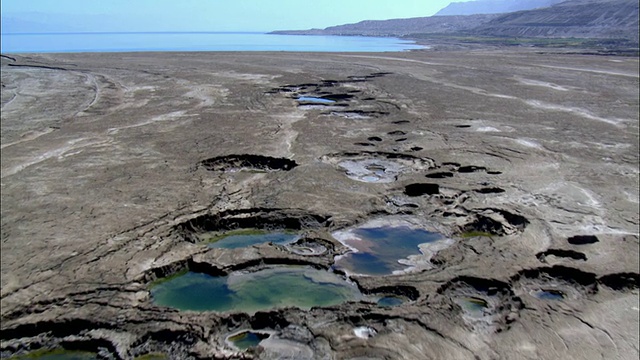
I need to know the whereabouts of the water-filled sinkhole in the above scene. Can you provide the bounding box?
[377,296,405,307]
[454,297,488,317]
[227,331,270,350]
[204,229,300,249]
[532,289,565,300]
[297,96,336,104]
[332,224,444,276]
[150,267,363,313]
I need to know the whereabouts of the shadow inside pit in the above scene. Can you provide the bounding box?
[199,154,298,172]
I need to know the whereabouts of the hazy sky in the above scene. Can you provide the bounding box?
[1,0,462,32]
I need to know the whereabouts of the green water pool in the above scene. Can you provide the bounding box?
[227,331,270,350]
[205,229,300,249]
[150,267,363,313]
[454,297,488,317]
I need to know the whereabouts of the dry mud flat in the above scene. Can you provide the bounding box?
[0,49,638,359]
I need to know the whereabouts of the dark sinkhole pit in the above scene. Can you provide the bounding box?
[320,93,355,101]
[536,249,587,262]
[150,267,363,313]
[567,235,599,245]
[512,266,599,298]
[227,331,270,350]
[462,208,529,236]
[332,223,445,276]
[598,273,640,290]
[457,165,486,173]
[321,80,339,86]
[200,155,298,172]
[404,183,440,197]
[474,187,506,194]
[425,172,454,179]
[205,229,300,249]
[174,208,331,244]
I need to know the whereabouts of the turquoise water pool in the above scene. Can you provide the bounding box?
[151,267,362,313]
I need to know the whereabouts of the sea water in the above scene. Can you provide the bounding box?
[1,32,425,53]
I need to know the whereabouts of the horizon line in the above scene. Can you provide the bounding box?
[2,31,277,36]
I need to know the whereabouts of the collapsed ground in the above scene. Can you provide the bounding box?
[0,49,638,359]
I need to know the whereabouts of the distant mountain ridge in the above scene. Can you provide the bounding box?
[272,0,638,44]
[473,0,639,41]
[272,14,500,37]
[435,0,564,16]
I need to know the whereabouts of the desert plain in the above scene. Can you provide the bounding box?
[0,49,639,359]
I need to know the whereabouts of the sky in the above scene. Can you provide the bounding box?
[1,0,463,33]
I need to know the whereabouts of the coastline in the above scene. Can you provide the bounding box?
[0,32,427,54]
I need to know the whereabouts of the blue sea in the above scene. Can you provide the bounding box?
[0,32,426,53]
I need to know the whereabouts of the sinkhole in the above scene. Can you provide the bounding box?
[150,267,363,313]
[204,229,300,249]
[332,222,445,276]
[337,159,404,183]
[376,296,405,307]
[454,297,488,317]
[227,331,271,350]
[297,96,336,104]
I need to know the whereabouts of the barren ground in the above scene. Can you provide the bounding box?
[1,49,638,359]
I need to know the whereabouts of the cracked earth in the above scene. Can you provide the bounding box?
[1,49,638,359]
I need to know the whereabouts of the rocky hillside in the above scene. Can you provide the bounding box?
[272,0,638,43]
[435,0,564,16]
[272,14,499,37]
[472,0,639,40]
